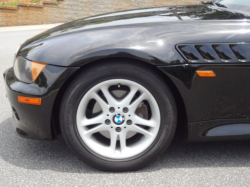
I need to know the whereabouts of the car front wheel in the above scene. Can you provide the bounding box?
[60,60,177,171]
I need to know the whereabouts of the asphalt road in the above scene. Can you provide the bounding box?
[1,26,250,187]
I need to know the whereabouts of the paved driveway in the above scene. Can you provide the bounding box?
[0,26,250,187]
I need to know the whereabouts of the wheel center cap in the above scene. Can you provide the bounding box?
[113,114,125,125]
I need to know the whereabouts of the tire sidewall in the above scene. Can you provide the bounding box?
[60,62,177,171]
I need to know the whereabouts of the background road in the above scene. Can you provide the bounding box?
[1,26,250,187]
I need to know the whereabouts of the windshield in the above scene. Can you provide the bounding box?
[213,0,250,14]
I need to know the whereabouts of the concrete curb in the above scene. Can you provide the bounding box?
[0,23,63,32]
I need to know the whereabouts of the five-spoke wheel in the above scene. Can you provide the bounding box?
[76,79,161,159]
[60,61,176,171]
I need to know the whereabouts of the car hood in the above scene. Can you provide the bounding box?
[20,4,248,48]
[18,4,250,67]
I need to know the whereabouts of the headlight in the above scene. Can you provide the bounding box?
[14,45,21,65]
[14,56,47,83]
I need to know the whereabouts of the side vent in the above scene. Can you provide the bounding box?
[179,45,199,61]
[212,45,231,60]
[230,44,248,61]
[196,45,216,60]
[177,43,250,63]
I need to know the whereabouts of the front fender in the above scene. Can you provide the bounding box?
[18,26,185,67]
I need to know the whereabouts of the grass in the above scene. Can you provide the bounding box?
[32,0,58,3]
[0,1,21,6]
[0,0,58,7]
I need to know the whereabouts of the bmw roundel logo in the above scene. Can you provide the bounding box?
[113,114,125,125]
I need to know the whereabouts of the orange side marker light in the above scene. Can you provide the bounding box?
[196,70,216,77]
[18,96,42,105]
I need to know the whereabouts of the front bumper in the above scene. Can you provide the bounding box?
[4,65,79,140]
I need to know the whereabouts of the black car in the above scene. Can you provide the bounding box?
[3,0,250,171]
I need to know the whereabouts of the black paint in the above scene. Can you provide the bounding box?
[4,3,250,141]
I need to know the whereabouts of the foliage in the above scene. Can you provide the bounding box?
[0,1,21,6]
[0,0,58,7]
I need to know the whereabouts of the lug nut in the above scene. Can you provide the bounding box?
[116,127,121,132]
[127,120,132,125]
[105,119,111,125]
[123,107,129,113]
[109,107,115,113]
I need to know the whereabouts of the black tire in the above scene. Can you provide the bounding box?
[60,60,177,171]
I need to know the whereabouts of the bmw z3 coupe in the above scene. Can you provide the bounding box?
[4,0,250,171]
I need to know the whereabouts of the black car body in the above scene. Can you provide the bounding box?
[4,0,250,171]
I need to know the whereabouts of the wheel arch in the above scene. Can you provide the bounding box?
[51,57,188,138]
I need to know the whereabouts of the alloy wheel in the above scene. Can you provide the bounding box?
[76,79,161,159]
